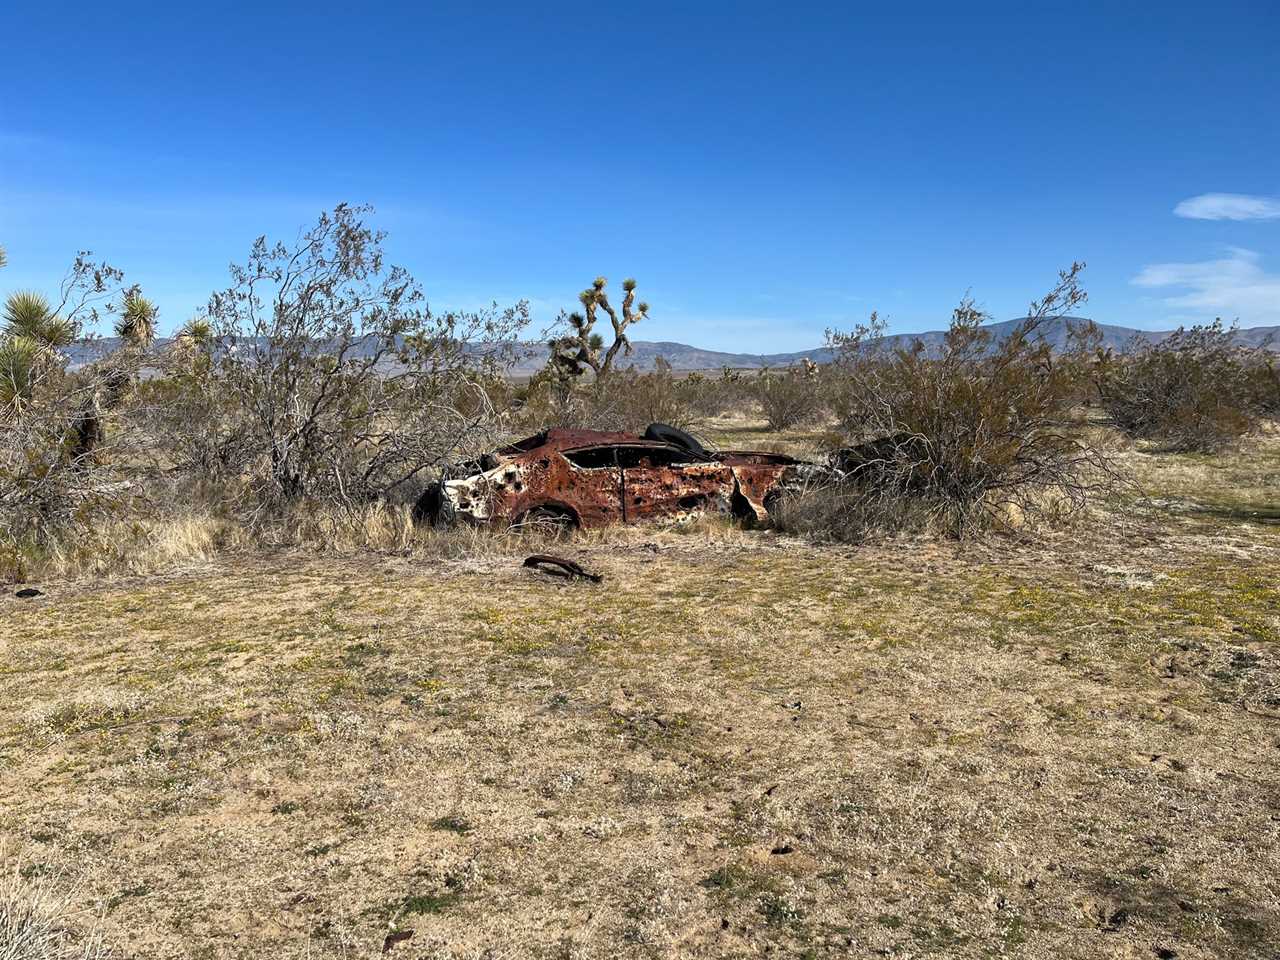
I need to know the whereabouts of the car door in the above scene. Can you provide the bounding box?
[555,444,629,526]
[617,444,735,522]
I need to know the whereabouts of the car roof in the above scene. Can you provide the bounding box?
[496,428,805,464]
[500,428,671,456]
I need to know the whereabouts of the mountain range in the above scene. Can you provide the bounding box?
[64,317,1279,373]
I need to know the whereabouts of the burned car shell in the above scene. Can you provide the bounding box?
[419,428,809,528]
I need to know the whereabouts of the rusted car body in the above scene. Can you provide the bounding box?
[417,427,810,528]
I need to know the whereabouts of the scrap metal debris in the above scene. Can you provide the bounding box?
[522,554,604,583]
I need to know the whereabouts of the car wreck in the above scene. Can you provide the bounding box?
[415,423,815,529]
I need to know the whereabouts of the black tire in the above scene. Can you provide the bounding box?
[412,481,454,527]
[644,422,710,458]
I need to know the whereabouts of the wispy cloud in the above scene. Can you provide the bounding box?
[1132,248,1280,323]
[1173,193,1280,221]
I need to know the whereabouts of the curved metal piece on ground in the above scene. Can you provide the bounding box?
[521,554,604,583]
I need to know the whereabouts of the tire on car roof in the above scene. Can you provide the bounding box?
[643,422,709,458]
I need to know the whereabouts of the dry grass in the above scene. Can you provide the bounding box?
[2,422,1279,958]
[0,859,110,960]
[696,414,840,458]
[1118,426,1280,527]
[6,495,764,585]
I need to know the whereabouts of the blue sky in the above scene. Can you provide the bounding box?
[2,0,1278,351]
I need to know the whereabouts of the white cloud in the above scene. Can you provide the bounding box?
[1173,193,1280,221]
[1132,248,1280,323]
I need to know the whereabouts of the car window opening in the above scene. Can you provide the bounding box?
[562,445,697,470]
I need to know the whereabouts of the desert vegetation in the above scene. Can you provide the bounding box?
[5,211,1278,578]
[3,214,1279,959]
[1095,320,1278,453]
[777,265,1120,539]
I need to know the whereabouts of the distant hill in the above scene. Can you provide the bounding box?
[64,317,1279,373]
[522,317,1279,371]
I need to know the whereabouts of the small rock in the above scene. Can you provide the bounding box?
[770,844,795,856]
[15,588,43,599]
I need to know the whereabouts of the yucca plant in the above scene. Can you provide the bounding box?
[0,335,39,412]
[176,316,212,349]
[170,316,214,374]
[1,292,75,417]
[115,288,158,348]
[3,291,75,348]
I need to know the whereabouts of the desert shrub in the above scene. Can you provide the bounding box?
[1248,353,1280,417]
[818,264,1119,538]
[680,372,726,419]
[753,362,824,430]
[678,367,754,420]
[768,476,935,542]
[588,359,697,431]
[196,204,529,517]
[515,357,699,433]
[1,210,539,579]
[1096,320,1273,452]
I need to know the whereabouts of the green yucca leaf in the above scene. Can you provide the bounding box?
[116,289,159,347]
[177,316,213,346]
[0,334,39,409]
[3,291,75,348]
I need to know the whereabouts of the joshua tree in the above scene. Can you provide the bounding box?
[548,276,649,382]
[115,287,158,348]
[0,292,77,414]
[176,315,212,347]
[3,291,75,349]
[168,316,214,374]
[0,263,139,452]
